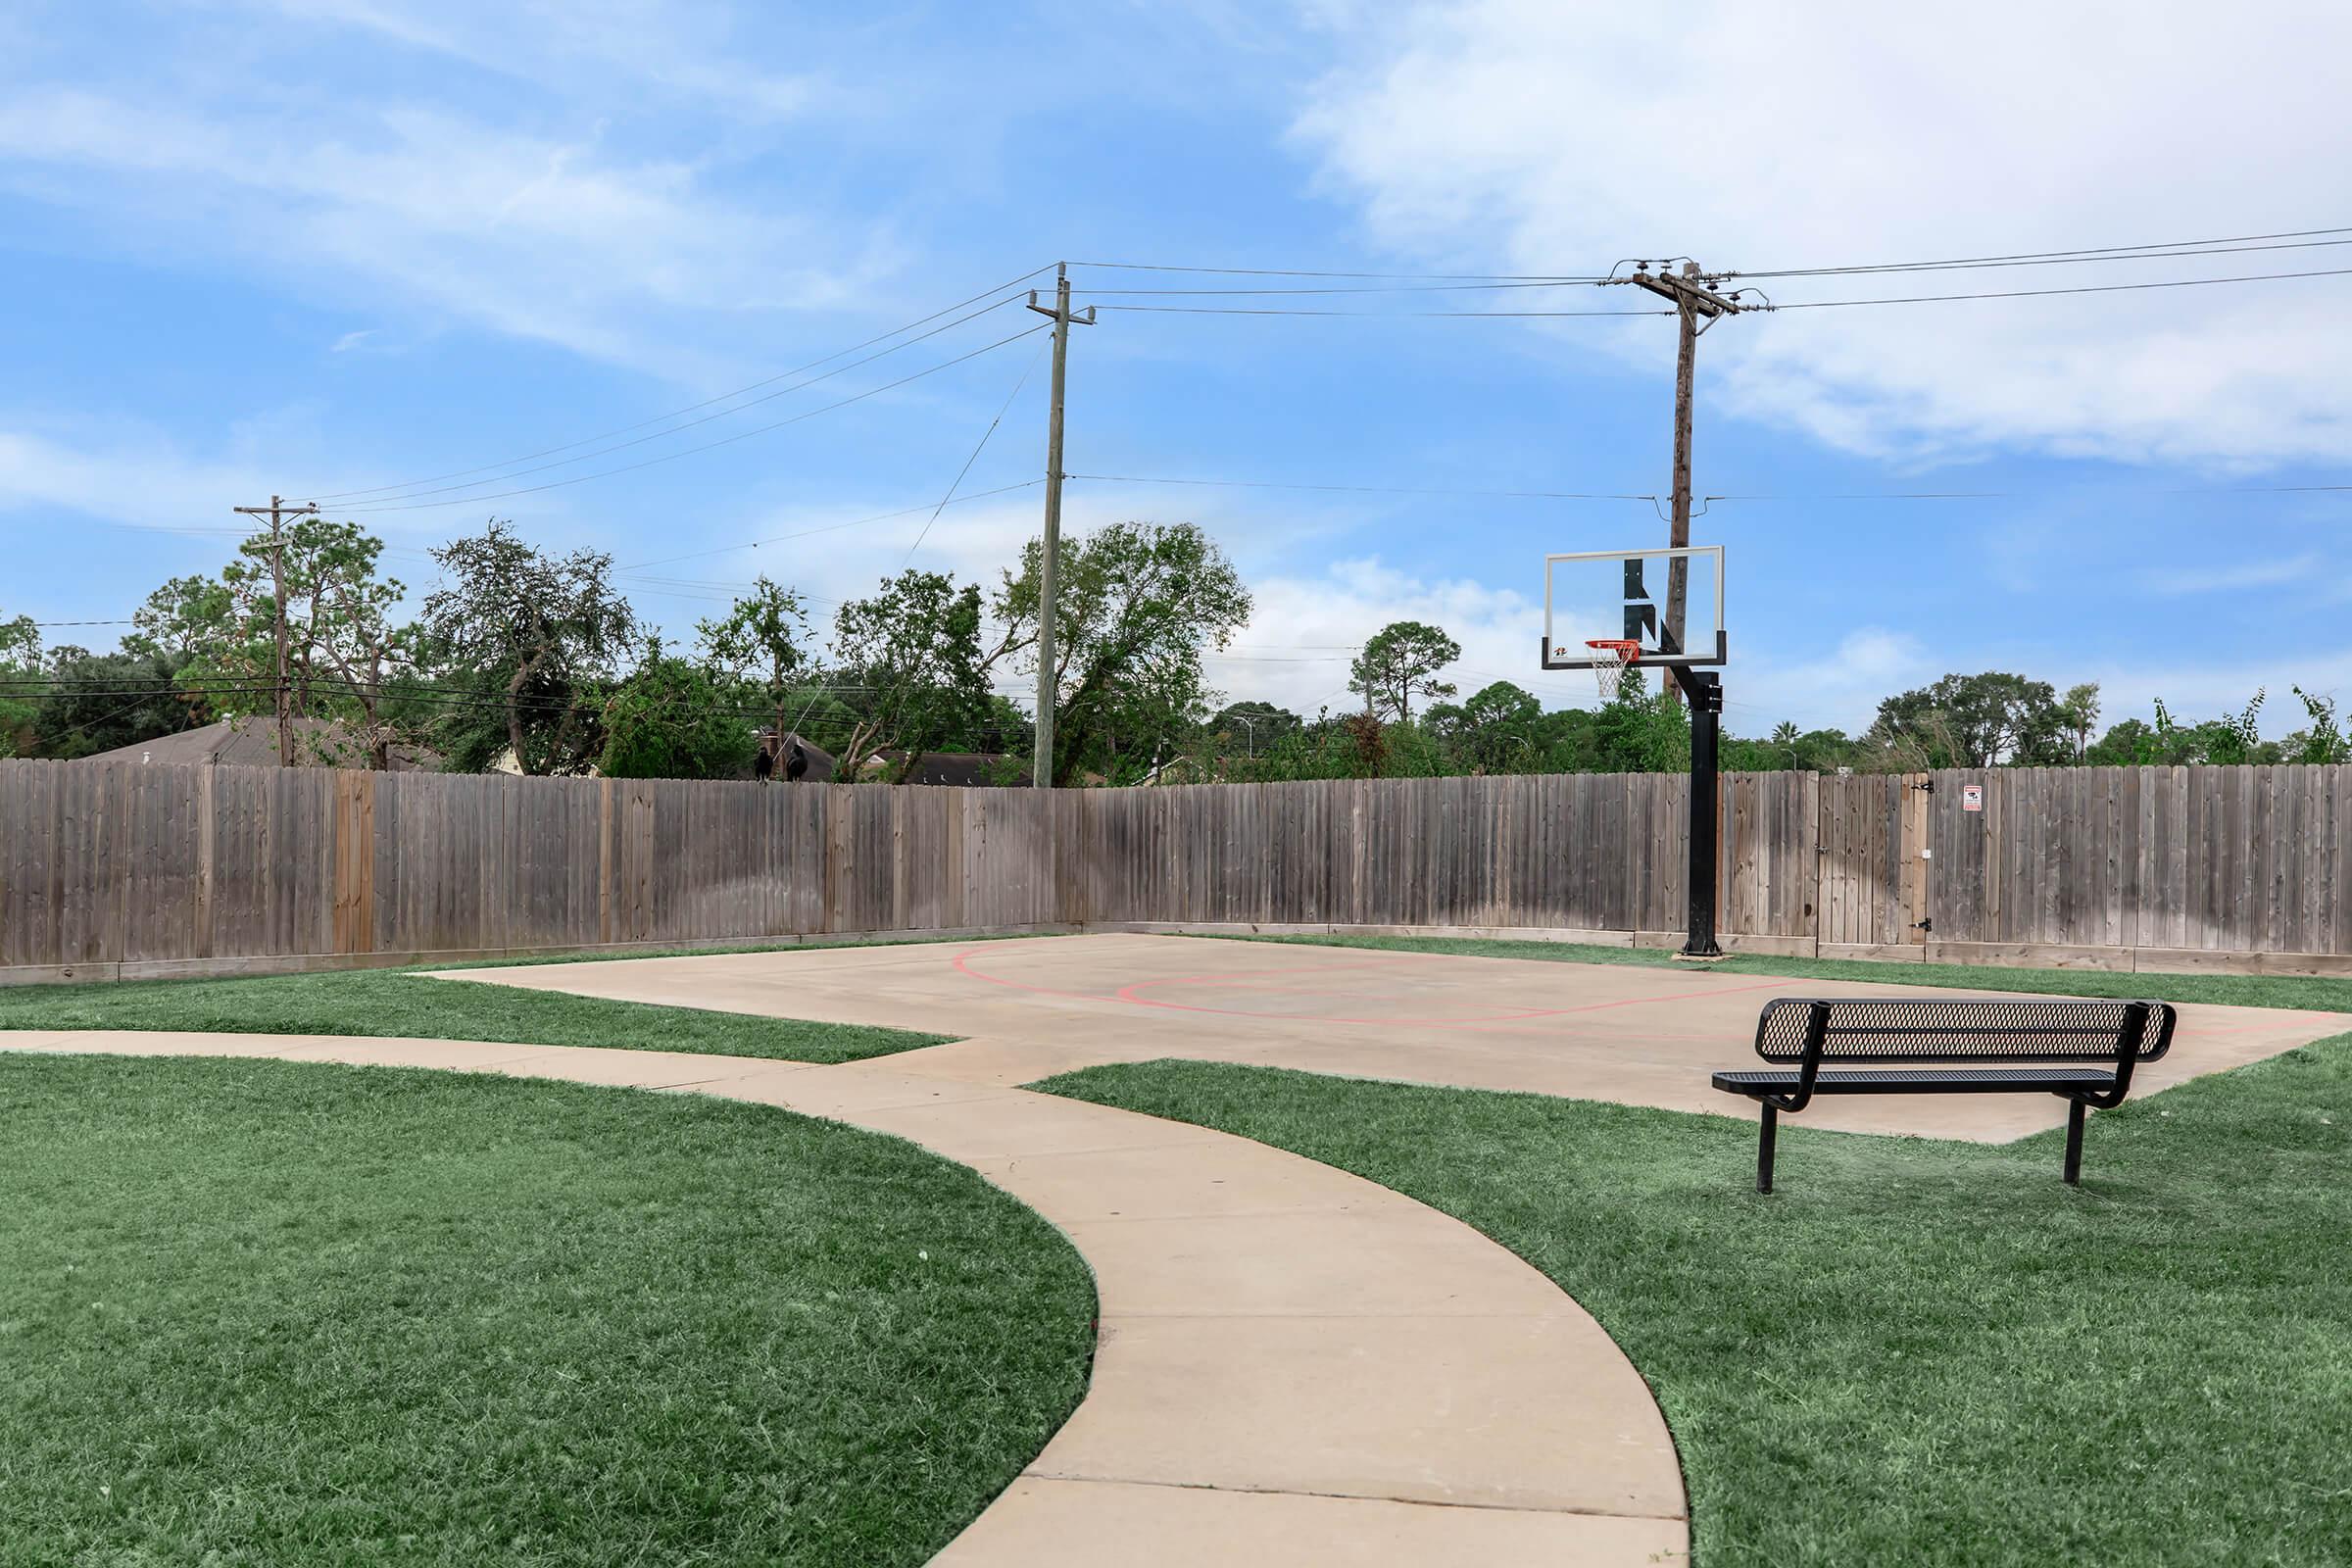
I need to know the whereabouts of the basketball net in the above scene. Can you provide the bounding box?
[1586,639,1642,703]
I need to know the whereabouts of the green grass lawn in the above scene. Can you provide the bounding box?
[0,1054,1095,1566]
[0,966,948,1063]
[1198,929,2352,1013]
[1039,1043,2352,1566]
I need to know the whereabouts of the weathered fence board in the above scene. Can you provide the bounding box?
[5,757,2352,979]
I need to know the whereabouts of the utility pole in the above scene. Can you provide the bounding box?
[232,495,318,766]
[1601,260,1747,956]
[1610,262,1748,705]
[1024,264,1095,788]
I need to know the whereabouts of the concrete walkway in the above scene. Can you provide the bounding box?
[4,1029,1690,1566]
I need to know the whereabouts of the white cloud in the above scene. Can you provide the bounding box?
[2132,553,2321,597]
[2086,650,2352,738]
[1209,557,1574,717]
[0,82,885,382]
[241,0,817,123]
[1294,1,2352,466]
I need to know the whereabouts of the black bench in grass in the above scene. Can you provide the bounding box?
[1712,997,2178,1193]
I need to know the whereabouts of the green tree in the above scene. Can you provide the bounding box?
[25,647,200,760]
[698,576,813,752]
[420,520,635,774]
[298,520,425,769]
[598,641,757,779]
[996,521,1252,785]
[1426,680,1542,772]
[2286,686,2347,764]
[830,569,995,781]
[1873,671,2071,767]
[1348,620,1460,724]
[0,613,41,757]
[1205,700,1301,760]
[123,574,238,673]
[2059,682,2101,760]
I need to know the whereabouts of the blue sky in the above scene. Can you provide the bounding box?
[4,0,2349,737]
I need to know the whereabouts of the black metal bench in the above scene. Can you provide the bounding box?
[1712,997,2178,1192]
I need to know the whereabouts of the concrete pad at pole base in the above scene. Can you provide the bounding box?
[430,932,2352,1143]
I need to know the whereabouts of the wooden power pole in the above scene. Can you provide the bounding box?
[1601,261,1748,956]
[1023,264,1095,788]
[232,495,318,765]
[1612,262,1747,704]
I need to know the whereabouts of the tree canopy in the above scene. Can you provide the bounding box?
[1348,620,1460,724]
[421,520,635,775]
[997,520,1251,784]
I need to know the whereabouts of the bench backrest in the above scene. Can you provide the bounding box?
[1754,997,2177,1065]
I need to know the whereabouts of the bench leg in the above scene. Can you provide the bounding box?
[2063,1099,2085,1186]
[1757,1103,1778,1195]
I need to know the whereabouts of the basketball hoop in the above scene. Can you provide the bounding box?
[1585,639,1642,702]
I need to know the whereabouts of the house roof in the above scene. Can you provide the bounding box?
[83,716,445,772]
[870,751,1032,787]
[755,731,837,782]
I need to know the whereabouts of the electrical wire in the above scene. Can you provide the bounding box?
[613,480,1043,573]
[1070,471,1654,502]
[900,339,1046,564]
[1091,303,1670,318]
[332,296,1032,510]
[308,264,1056,502]
[335,324,1052,514]
[1073,279,1606,297]
[1769,265,2352,311]
[1074,260,1592,281]
[1730,226,2352,281]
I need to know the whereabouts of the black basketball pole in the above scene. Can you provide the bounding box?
[1672,664,1724,958]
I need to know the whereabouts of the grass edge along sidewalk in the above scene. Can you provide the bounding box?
[1037,1044,2352,1566]
[0,936,977,1062]
[0,1054,1095,1566]
[1192,929,2352,1015]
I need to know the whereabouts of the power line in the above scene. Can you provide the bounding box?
[901,339,1047,563]
[308,264,1056,502]
[613,479,1043,573]
[1074,279,1606,297]
[1070,471,1655,502]
[331,296,1031,509]
[1710,484,2352,500]
[1770,265,2352,311]
[1074,260,1592,281]
[1092,303,1670,318]
[1730,225,2352,281]
[336,324,1052,514]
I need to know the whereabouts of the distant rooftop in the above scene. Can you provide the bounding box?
[81,716,445,772]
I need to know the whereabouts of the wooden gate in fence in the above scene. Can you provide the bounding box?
[1720,771,1929,952]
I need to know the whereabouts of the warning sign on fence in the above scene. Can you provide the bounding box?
[1962,784,1984,812]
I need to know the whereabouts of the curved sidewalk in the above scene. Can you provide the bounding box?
[5,1030,1688,1566]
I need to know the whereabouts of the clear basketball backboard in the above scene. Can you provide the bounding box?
[1541,545,1726,669]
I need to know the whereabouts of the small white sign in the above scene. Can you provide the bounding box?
[1962,783,1984,812]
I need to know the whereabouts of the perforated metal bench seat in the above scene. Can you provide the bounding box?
[1711,997,2178,1192]
[1712,1066,2121,1096]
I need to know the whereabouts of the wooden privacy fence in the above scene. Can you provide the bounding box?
[3,758,2350,981]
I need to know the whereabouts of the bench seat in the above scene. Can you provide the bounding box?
[1711,997,2178,1191]
[1713,1066,2121,1096]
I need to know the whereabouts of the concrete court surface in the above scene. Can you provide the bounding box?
[431,931,2350,1142]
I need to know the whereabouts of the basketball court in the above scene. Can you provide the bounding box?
[430,933,2347,1142]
